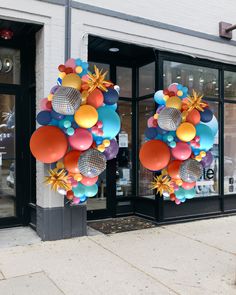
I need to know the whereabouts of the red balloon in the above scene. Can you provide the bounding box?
[139,140,170,171]
[87,88,104,109]
[64,150,81,173]
[167,160,182,179]
[66,190,74,200]
[171,142,192,160]
[81,176,98,186]
[68,128,93,151]
[186,109,200,125]
[182,181,196,190]
[30,126,68,163]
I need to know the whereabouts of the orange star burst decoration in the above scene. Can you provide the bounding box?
[44,169,71,191]
[186,90,208,112]
[87,65,113,93]
[151,175,174,196]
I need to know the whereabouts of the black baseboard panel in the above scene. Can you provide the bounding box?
[36,205,87,241]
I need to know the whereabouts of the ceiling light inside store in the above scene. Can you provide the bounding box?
[189,75,194,82]
[109,47,119,52]
[0,29,13,40]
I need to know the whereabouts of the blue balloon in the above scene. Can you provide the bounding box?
[79,195,87,203]
[51,110,65,120]
[106,103,117,111]
[73,183,86,197]
[184,188,195,199]
[103,88,119,105]
[195,124,214,151]
[201,115,218,137]
[85,184,98,197]
[145,127,158,139]
[49,119,59,126]
[97,106,121,139]
[36,111,51,125]
[156,125,167,135]
[175,188,186,200]
[200,108,213,123]
[154,90,166,105]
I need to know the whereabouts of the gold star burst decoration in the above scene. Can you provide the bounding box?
[87,65,113,93]
[186,90,208,112]
[151,175,174,196]
[44,169,71,191]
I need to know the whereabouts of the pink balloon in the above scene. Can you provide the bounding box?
[171,142,191,160]
[81,176,98,186]
[168,83,178,94]
[147,116,155,127]
[182,181,196,190]
[175,198,181,205]
[65,58,76,70]
[40,98,51,111]
[72,197,80,205]
[82,74,89,82]
[68,128,93,151]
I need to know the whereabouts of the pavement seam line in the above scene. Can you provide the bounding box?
[0,270,5,280]
[0,271,44,281]
[161,226,236,256]
[88,237,182,295]
[42,270,66,295]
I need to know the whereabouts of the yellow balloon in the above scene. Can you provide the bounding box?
[103,139,110,147]
[74,105,98,128]
[176,122,196,142]
[166,96,182,110]
[62,73,81,90]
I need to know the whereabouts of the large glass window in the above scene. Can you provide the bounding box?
[138,98,155,198]
[0,94,16,217]
[139,62,155,97]
[89,62,110,79]
[116,101,132,197]
[116,66,132,98]
[164,61,218,98]
[224,71,236,100]
[224,103,236,194]
[0,47,20,85]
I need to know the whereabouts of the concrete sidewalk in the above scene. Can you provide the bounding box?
[0,216,236,295]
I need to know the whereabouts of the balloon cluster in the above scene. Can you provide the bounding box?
[139,83,218,204]
[30,58,121,205]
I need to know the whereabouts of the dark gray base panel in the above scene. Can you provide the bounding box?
[36,205,87,241]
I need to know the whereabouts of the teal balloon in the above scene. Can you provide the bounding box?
[154,90,166,105]
[175,188,185,200]
[97,106,121,139]
[106,103,117,111]
[72,183,85,197]
[201,115,218,137]
[184,188,195,199]
[85,184,98,197]
[195,124,214,151]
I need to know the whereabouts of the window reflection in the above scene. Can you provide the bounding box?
[224,103,236,194]
[164,61,218,98]
[116,101,132,197]
[116,66,132,98]
[138,98,155,198]
[0,47,20,85]
[139,62,155,97]
[224,71,236,100]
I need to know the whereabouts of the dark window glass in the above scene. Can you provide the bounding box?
[224,71,236,100]
[0,47,20,85]
[139,62,155,96]
[116,66,132,98]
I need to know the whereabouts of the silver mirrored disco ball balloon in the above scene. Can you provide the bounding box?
[52,86,81,115]
[78,149,106,178]
[180,159,203,183]
[158,107,182,131]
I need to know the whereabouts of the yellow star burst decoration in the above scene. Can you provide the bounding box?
[186,90,208,112]
[151,175,174,196]
[44,169,71,192]
[87,65,113,93]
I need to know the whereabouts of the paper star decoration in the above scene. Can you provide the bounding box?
[87,65,113,93]
[186,90,208,112]
[44,169,71,191]
[151,174,174,196]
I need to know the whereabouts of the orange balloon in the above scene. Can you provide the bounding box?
[63,150,81,174]
[170,194,176,201]
[186,109,200,125]
[139,140,170,171]
[167,160,182,179]
[30,126,68,163]
[87,88,104,109]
